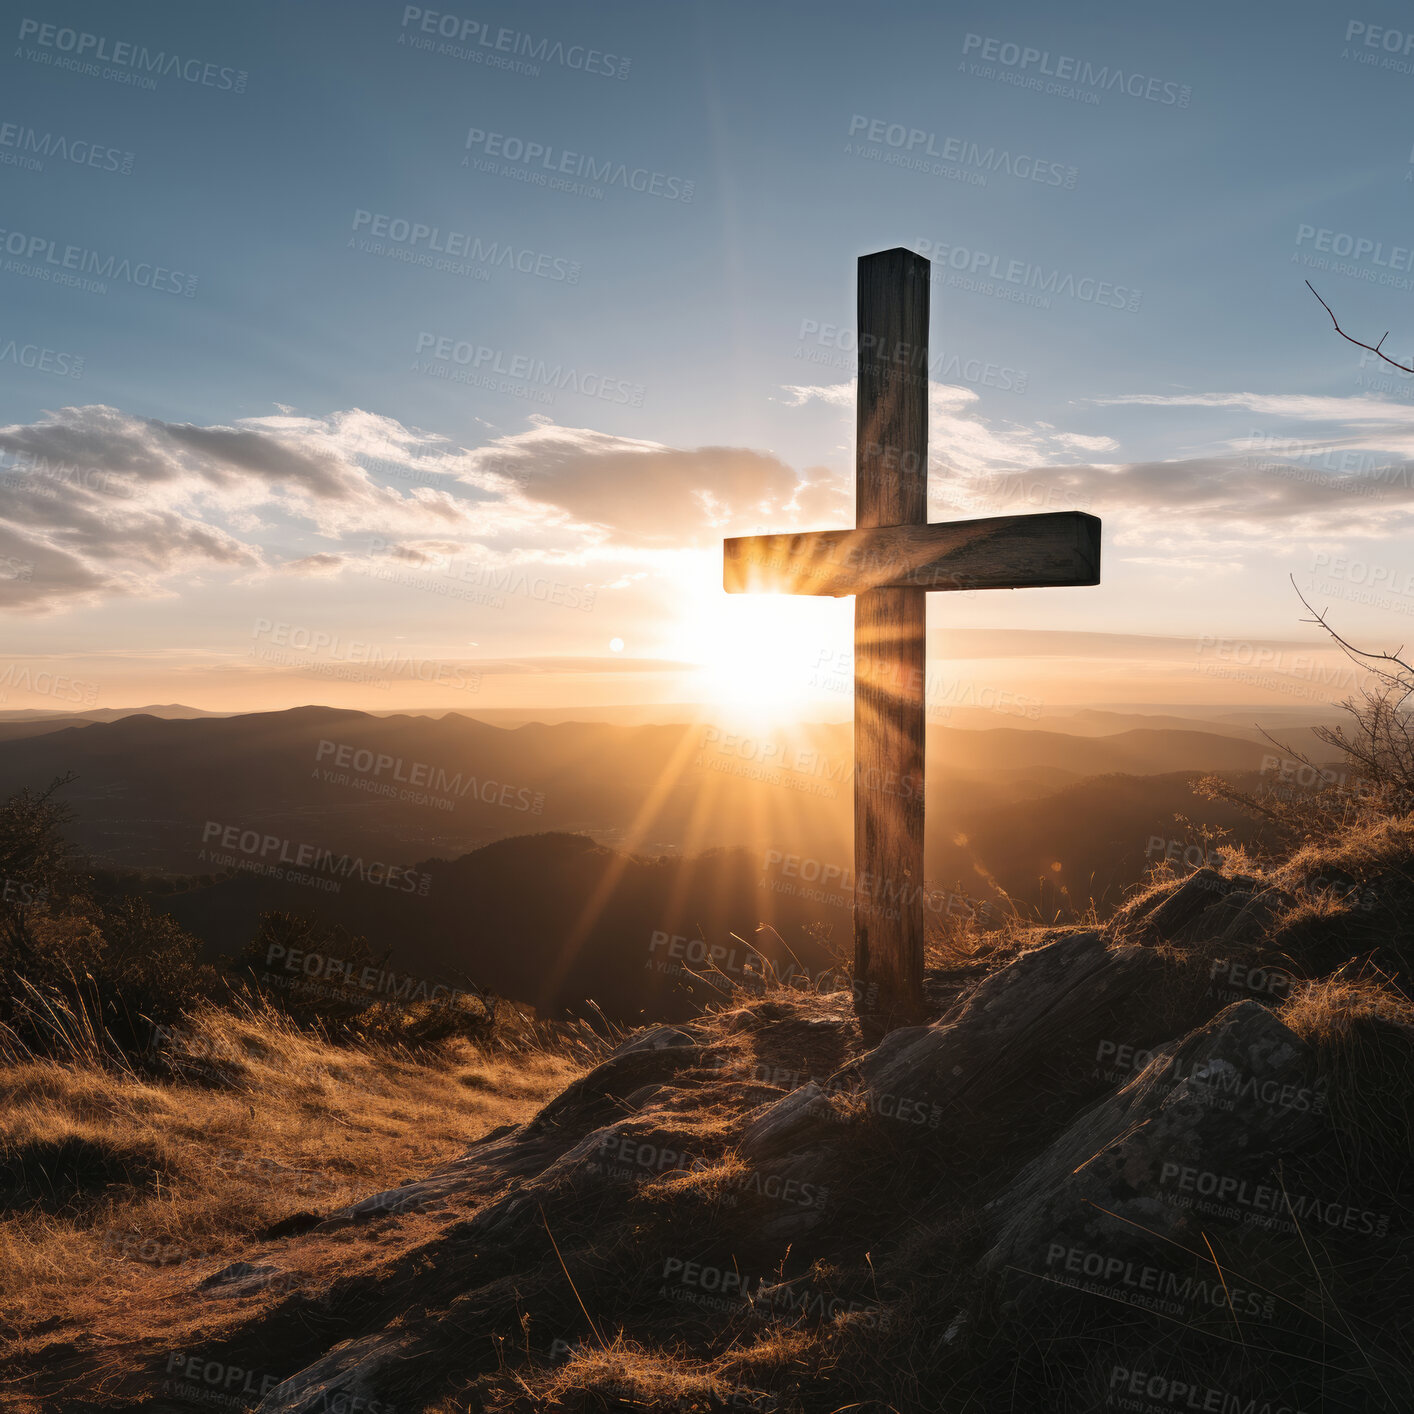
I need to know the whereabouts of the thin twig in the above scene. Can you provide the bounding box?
[1292,575,1414,673]
[1307,281,1414,374]
[1201,1230,1246,1348]
[539,1204,605,1347]
[1290,577,1414,715]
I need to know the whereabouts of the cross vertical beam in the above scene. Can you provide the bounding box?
[721,247,1102,1033]
[854,249,929,1031]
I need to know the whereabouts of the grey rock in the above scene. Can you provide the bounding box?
[1218,887,1295,949]
[315,1175,451,1229]
[312,1044,711,1233]
[980,1001,1327,1313]
[1138,868,1234,940]
[612,1025,696,1056]
[739,1082,836,1160]
[1105,868,1254,945]
[540,1117,707,1186]
[257,1330,409,1413]
[197,1261,279,1291]
[1171,889,1251,946]
[861,931,1160,1134]
[526,1039,705,1135]
[734,1085,844,1240]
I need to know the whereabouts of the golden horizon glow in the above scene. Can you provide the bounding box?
[674,552,854,732]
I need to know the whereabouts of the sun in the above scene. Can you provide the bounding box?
[674,551,853,726]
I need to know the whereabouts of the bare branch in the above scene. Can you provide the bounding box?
[1306,281,1414,374]
[1275,578,1414,808]
[1290,575,1414,688]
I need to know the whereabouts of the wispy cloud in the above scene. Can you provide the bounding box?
[783,381,1414,537]
[1096,391,1414,423]
[0,406,850,612]
[780,380,1119,479]
[10,383,1414,616]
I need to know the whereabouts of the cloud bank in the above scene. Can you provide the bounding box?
[3,383,1411,612]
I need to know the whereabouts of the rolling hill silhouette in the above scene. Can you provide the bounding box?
[0,707,1292,880]
[0,706,1316,1023]
[155,832,844,1024]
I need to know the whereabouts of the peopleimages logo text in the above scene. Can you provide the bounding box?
[913,237,1139,310]
[16,19,247,91]
[415,332,645,405]
[350,210,579,281]
[0,122,134,175]
[200,821,431,896]
[961,33,1189,105]
[400,7,629,78]
[846,115,1077,187]
[463,128,693,201]
[315,739,545,814]
[0,227,197,296]
[1295,224,1414,272]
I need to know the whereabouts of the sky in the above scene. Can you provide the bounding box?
[4,0,1414,719]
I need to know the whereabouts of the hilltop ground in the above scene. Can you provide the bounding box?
[0,1002,597,1412]
[3,692,1414,1410]
[5,796,1414,1411]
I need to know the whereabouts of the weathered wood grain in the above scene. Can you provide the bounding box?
[853,249,929,1030]
[718,246,1103,1033]
[722,511,1101,596]
[854,586,925,1031]
[857,248,929,530]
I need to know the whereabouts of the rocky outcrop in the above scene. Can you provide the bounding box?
[979,1000,1331,1353]
[311,1032,715,1233]
[1107,867,1241,942]
[229,1017,849,1410]
[122,873,1401,1414]
[859,930,1163,1139]
[983,1001,1325,1266]
[259,1330,412,1414]
[1103,868,1301,957]
[611,1024,697,1056]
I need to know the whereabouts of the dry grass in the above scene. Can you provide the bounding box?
[6,956,1407,1413]
[507,1329,819,1413]
[1276,811,1414,903]
[0,997,590,1380]
[1281,974,1414,1164]
[8,810,1414,1410]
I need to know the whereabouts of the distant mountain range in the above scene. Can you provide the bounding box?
[0,704,1327,924]
[0,701,1344,733]
[0,703,229,724]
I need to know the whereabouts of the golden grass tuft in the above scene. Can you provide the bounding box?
[532,1337,735,1411]
[1277,810,1414,892]
[1281,975,1414,1163]
[0,997,590,1368]
[505,1328,822,1413]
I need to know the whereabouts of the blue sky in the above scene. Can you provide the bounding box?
[4,0,1414,715]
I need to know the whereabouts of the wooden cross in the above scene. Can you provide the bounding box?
[722,248,1101,1032]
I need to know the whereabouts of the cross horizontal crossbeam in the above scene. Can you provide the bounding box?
[723,510,1101,597]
